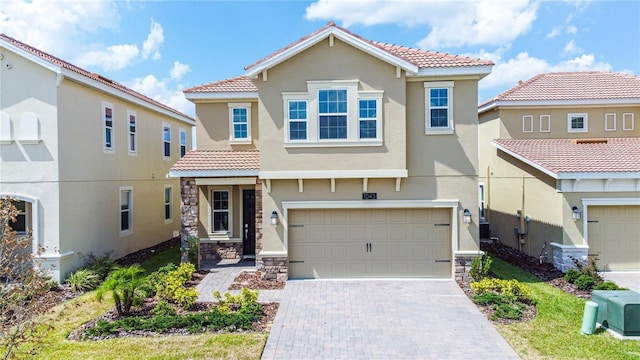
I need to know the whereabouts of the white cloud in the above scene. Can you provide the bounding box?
[566,25,577,34]
[127,73,192,116]
[170,61,191,81]
[562,40,581,56]
[546,26,562,39]
[76,44,140,71]
[305,0,539,48]
[143,20,164,60]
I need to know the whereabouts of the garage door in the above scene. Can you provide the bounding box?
[288,208,451,279]
[588,206,640,271]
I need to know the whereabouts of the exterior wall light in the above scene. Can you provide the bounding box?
[463,208,472,224]
[572,206,581,221]
[270,211,278,226]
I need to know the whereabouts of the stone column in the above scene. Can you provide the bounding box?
[180,177,198,264]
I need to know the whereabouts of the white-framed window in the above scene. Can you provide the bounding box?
[11,200,31,235]
[567,113,588,133]
[162,123,171,158]
[179,128,187,157]
[539,115,551,133]
[424,81,454,135]
[164,186,172,223]
[228,103,252,144]
[120,187,133,235]
[623,113,635,131]
[282,80,383,146]
[522,115,533,133]
[605,113,616,131]
[211,190,230,233]
[102,102,114,153]
[478,183,486,220]
[128,110,137,154]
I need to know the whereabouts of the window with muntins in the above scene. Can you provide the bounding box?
[228,103,252,144]
[359,99,377,139]
[212,190,229,233]
[120,188,132,234]
[319,89,348,140]
[103,103,114,152]
[11,200,30,234]
[163,124,171,157]
[424,81,454,134]
[568,113,588,132]
[179,128,187,157]
[164,186,172,222]
[288,100,307,140]
[128,111,137,154]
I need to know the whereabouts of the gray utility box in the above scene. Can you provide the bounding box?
[591,290,640,336]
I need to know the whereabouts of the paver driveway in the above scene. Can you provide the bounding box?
[261,279,519,359]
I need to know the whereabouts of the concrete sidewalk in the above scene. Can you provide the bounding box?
[601,272,640,292]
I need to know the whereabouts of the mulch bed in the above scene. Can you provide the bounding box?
[229,271,285,290]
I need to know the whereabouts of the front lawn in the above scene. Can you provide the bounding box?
[9,245,269,360]
[489,257,640,359]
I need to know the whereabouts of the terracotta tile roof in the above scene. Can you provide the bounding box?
[244,22,492,72]
[493,137,640,175]
[170,150,259,172]
[0,33,192,121]
[183,76,257,94]
[483,72,640,104]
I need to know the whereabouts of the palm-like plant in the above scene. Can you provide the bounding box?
[96,265,149,316]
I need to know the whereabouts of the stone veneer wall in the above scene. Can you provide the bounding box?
[550,243,588,272]
[180,178,198,263]
[200,242,243,261]
[454,255,476,283]
[253,182,288,281]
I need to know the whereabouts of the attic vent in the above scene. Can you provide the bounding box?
[573,139,608,144]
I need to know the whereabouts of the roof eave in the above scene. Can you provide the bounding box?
[411,65,493,79]
[1,38,63,75]
[168,169,260,178]
[479,98,640,114]
[245,26,419,79]
[184,92,259,101]
[556,172,640,180]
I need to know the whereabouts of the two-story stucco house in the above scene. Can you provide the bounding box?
[171,23,493,281]
[478,72,640,272]
[0,34,195,282]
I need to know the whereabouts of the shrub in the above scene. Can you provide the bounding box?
[470,253,492,282]
[574,274,597,290]
[151,300,176,317]
[187,236,199,268]
[146,263,177,296]
[80,252,115,281]
[96,265,150,316]
[174,262,196,283]
[593,281,627,291]
[174,287,198,309]
[66,268,100,293]
[471,278,532,302]
[571,255,603,283]
[564,269,581,284]
[214,288,261,317]
[493,302,525,320]
[473,292,510,305]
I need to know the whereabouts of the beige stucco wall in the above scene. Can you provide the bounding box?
[194,100,259,151]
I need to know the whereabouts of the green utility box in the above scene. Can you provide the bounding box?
[591,290,640,336]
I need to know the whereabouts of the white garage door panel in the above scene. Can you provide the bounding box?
[588,205,640,271]
[288,208,451,278]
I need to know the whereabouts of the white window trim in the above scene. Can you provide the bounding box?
[127,110,137,155]
[539,115,551,133]
[164,185,173,224]
[522,115,533,133]
[179,127,187,157]
[211,189,233,236]
[102,101,114,154]
[567,113,588,133]
[424,81,454,135]
[228,103,252,145]
[623,113,635,131]
[162,122,171,159]
[283,81,383,147]
[119,186,133,236]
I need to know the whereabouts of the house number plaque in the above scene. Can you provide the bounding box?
[362,192,377,200]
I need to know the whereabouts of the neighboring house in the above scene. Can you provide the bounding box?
[171,22,493,281]
[478,72,640,272]
[0,34,195,282]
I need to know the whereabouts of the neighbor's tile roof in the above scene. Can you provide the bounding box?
[483,72,640,104]
[245,22,493,72]
[183,76,257,94]
[493,137,640,174]
[170,150,260,172]
[0,33,191,120]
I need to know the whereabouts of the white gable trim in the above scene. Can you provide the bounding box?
[491,141,558,178]
[185,92,258,101]
[413,65,493,79]
[245,26,419,79]
[479,98,640,114]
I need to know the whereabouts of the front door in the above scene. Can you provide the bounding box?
[242,190,256,257]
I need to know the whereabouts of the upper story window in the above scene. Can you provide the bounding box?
[163,123,171,158]
[228,103,252,144]
[567,113,588,133]
[282,80,383,147]
[128,111,137,154]
[424,81,454,135]
[103,102,114,153]
[179,128,187,157]
[288,100,308,141]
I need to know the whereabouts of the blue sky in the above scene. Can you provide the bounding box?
[1,0,638,117]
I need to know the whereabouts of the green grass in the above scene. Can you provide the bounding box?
[5,245,267,360]
[489,257,640,359]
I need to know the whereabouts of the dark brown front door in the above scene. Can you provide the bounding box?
[243,189,256,256]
